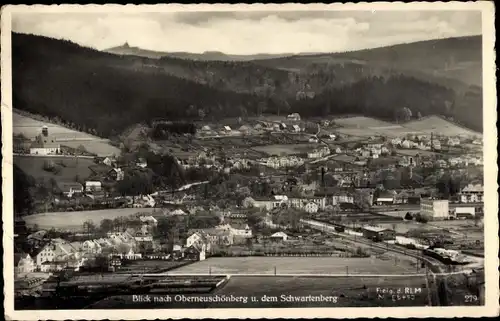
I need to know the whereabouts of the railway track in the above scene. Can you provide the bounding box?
[300,219,447,273]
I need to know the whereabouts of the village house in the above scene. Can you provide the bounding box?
[14,253,36,275]
[85,181,102,192]
[133,230,154,243]
[81,240,102,254]
[259,156,304,169]
[269,231,289,242]
[29,128,61,155]
[375,191,396,205]
[288,196,326,211]
[186,231,212,252]
[287,113,301,121]
[435,159,448,168]
[139,215,158,227]
[308,136,319,143]
[460,184,484,203]
[398,156,415,167]
[191,229,234,247]
[184,243,206,261]
[292,124,301,132]
[400,139,416,149]
[472,138,482,145]
[307,147,330,159]
[391,138,402,146]
[244,195,288,211]
[304,202,319,213]
[216,222,253,239]
[102,157,116,167]
[447,137,461,146]
[32,244,56,270]
[56,181,84,198]
[169,208,187,216]
[333,192,354,205]
[136,158,147,168]
[108,167,124,181]
[362,226,396,241]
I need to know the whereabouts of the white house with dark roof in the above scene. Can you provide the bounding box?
[29,132,61,155]
[15,253,35,275]
[270,231,288,241]
[85,181,102,192]
[56,182,84,198]
[460,184,484,203]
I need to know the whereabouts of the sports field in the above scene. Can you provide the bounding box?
[168,256,416,275]
[23,208,158,231]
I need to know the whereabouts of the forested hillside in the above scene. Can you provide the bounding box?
[13,33,483,136]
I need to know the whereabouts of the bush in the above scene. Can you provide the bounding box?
[415,213,429,223]
[354,246,370,258]
[404,212,414,220]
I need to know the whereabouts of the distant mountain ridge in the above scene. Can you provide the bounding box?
[13,32,483,137]
[105,43,298,61]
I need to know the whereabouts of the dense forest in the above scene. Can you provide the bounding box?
[12,33,483,136]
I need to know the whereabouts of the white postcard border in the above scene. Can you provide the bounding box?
[2,2,498,319]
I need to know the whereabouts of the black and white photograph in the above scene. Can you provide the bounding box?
[2,3,497,320]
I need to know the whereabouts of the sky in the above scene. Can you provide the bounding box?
[12,10,482,54]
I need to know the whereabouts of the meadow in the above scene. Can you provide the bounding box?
[14,155,95,182]
[332,115,481,138]
[403,116,482,137]
[23,208,159,231]
[13,112,120,156]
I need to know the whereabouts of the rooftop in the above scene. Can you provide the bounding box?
[362,226,392,233]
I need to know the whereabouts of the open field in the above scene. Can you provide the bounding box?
[168,256,416,275]
[13,112,120,156]
[251,143,317,156]
[332,115,481,138]
[23,208,159,231]
[14,155,95,181]
[334,116,395,128]
[403,116,482,137]
[59,141,120,157]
